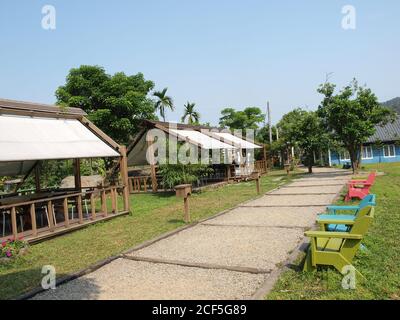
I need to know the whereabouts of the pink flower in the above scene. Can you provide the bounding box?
[6,250,12,257]
[1,241,6,247]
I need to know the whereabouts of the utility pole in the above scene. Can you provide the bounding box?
[267,101,272,144]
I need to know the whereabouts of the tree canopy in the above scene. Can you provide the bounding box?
[276,109,330,172]
[317,79,395,172]
[219,107,265,130]
[56,65,157,144]
[181,102,200,124]
[153,88,174,122]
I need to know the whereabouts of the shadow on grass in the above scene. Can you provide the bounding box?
[0,264,102,300]
[167,218,185,224]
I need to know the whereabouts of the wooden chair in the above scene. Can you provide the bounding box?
[318,194,376,232]
[345,173,376,202]
[303,206,374,278]
[349,172,376,186]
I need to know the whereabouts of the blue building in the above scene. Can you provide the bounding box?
[329,116,400,166]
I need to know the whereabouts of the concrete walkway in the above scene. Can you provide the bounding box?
[32,168,351,300]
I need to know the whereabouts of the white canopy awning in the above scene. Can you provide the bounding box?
[0,115,120,176]
[211,132,262,149]
[169,129,235,150]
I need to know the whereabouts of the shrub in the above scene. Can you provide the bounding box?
[0,238,28,259]
[158,164,214,189]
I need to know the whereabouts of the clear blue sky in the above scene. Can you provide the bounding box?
[1,0,399,125]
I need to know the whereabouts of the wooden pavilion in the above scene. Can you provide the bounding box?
[0,98,130,243]
[126,120,268,193]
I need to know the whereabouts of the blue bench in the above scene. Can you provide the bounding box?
[317,194,376,232]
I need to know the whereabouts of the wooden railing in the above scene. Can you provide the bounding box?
[254,160,268,173]
[128,176,150,193]
[0,186,127,242]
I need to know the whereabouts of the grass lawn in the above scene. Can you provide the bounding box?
[0,169,300,299]
[267,162,400,300]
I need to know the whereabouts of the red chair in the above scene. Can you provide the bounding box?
[345,172,376,202]
[349,172,376,186]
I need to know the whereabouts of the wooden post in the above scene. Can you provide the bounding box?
[143,177,148,192]
[30,203,37,236]
[111,188,117,214]
[63,198,70,228]
[256,177,261,194]
[90,193,96,220]
[34,165,41,192]
[128,178,133,193]
[119,146,130,212]
[184,197,190,223]
[73,159,82,191]
[175,184,191,223]
[101,189,108,217]
[11,207,18,239]
[263,144,268,172]
[226,165,231,181]
[146,133,158,192]
[77,195,83,223]
[252,172,261,195]
[47,200,55,231]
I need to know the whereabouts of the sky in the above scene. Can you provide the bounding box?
[0,0,399,125]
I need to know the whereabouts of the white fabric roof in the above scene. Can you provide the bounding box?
[212,132,262,149]
[0,115,120,176]
[169,129,236,150]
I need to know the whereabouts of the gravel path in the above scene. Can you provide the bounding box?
[271,185,343,195]
[240,194,337,206]
[129,225,304,271]
[288,180,348,187]
[203,206,325,228]
[32,168,350,300]
[31,259,266,300]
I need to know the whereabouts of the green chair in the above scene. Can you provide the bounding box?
[318,206,373,232]
[303,206,374,278]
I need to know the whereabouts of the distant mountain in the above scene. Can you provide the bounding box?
[382,97,400,114]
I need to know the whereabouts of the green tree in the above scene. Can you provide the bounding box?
[219,107,265,129]
[317,79,395,172]
[181,102,200,124]
[277,109,330,173]
[278,108,308,147]
[153,88,174,122]
[56,65,156,144]
[295,111,330,173]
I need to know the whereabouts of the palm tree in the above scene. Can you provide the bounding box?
[153,88,174,122]
[181,102,200,124]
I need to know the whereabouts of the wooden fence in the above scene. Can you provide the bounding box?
[254,160,268,173]
[0,186,128,243]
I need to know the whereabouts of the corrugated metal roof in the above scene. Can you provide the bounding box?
[367,115,400,143]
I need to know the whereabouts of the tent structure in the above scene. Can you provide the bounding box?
[126,120,267,193]
[0,98,130,243]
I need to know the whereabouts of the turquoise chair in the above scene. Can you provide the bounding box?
[317,194,376,232]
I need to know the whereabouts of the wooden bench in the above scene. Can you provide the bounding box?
[303,206,374,278]
[317,194,376,232]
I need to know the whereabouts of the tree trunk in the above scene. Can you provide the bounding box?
[306,151,313,174]
[348,145,360,174]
